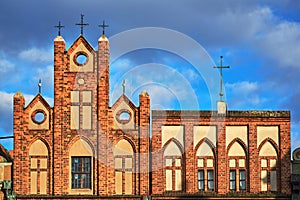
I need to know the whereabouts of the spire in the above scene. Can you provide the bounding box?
[54,21,65,36]
[38,79,42,94]
[76,14,89,35]
[213,56,230,115]
[122,80,126,94]
[99,20,109,35]
[214,56,230,101]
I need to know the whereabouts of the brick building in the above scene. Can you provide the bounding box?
[12,30,291,199]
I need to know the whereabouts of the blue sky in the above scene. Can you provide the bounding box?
[0,0,300,151]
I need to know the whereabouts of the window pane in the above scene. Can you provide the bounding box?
[207,170,214,190]
[230,171,236,190]
[230,181,236,190]
[198,180,204,190]
[208,180,214,190]
[208,170,214,180]
[198,170,204,190]
[239,170,246,190]
[198,170,204,180]
[84,157,91,172]
[72,157,91,189]
[240,180,246,190]
[240,170,246,180]
[230,171,236,180]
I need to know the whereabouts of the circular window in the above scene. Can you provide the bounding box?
[74,52,88,66]
[116,110,132,124]
[31,110,46,124]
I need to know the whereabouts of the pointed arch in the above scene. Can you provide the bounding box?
[114,135,137,154]
[258,138,279,157]
[114,138,134,156]
[29,139,49,156]
[163,138,184,157]
[114,138,135,195]
[195,137,216,157]
[28,137,51,156]
[258,138,279,192]
[69,137,94,157]
[29,139,49,195]
[69,137,93,193]
[195,137,216,191]
[163,138,183,191]
[227,138,248,191]
[227,138,247,157]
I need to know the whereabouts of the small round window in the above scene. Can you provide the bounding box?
[32,110,46,124]
[74,52,88,66]
[116,110,131,124]
[119,112,130,120]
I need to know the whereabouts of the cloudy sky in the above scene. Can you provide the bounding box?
[0,0,300,151]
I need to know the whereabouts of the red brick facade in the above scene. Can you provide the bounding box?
[12,34,291,199]
[151,111,291,199]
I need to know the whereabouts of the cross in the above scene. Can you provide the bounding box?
[213,56,230,101]
[122,80,126,94]
[99,20,109,35]
[76,14,89,35]
[38,79,42,94]
[54,21,65,36]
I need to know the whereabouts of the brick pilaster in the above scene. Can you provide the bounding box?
[13,92,25,194]
[139,91,150,195]
[53,36,66,195]
[97,34,110,195]
[249,123,259,193]
[216,119,227,194]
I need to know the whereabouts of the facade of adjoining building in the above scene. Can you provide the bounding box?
[12,29,291,199]
[0,144,13,200]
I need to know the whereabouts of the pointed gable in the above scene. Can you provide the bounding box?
[68,35,96,73]
[112,94,138,130]
[25,94,51,130]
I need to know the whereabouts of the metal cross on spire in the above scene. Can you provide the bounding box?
[213,56,230,101]
[76,14,89,35]
[54,21,65,36]
[99,20,109,35]
[38,79,42,94]
[122,80,126,94]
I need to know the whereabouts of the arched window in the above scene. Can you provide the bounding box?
[29,140,49,194]
[196,140,215,191]
[114,139,134,195]
[228,141,247,191]
[259,141,278,192]
[164,141,183,191]
[69,139,93,193]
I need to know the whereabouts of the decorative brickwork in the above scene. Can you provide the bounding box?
[12,33,290,200]
[151,110,291,199]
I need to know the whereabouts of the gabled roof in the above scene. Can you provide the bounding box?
[111,94,137,111]
[25,93,51,111]
[67,34,95,55]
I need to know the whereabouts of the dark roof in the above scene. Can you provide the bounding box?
[0,144,12,162]
[152,110,290,118]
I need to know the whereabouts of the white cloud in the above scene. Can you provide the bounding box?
[0,58,15,74]
[0,91,53,136]
[255,21,300,69]
[19,47,52,62]
[225,81,268,108]
[35,65,54,88]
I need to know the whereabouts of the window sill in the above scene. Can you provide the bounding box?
[69,188,93,195]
